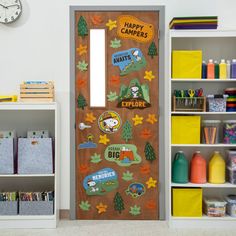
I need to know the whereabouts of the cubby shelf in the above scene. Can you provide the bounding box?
[171,112,236,114]
[171,79,236,82]
[0,174,55,178]
[171,144,236,147]
[171,182,236,188]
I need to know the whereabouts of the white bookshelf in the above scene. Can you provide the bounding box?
[168,30,236,228]
[0,102,59,229]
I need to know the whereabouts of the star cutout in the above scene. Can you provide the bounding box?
[76,44,87,56]
[132,115,143,126]
[96,202,108,214]
[144,70,155,82]
[146,177,157,189]
[99,134,110,145]
[85,112,96,123]
[106,19,117,31]
[146,114,158,124]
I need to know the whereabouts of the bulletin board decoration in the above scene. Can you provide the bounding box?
[76,79,87,89]
[148,42,158,59]
[126,183,146,198]
[90,153,102,164]
[140,164,151,175]
[110,75,120,86]
[91,15,103,26]
[98,111,122,134]
[144,142,156,162]
[121,121,133,142]
[104,144,142,167]
[79,201,91,211]
[78,134,97,149]
[96,203,108,214]
[77,60,88,72]
[144,70,155,82]
[83,168,119,196]
[146,114,158,124]
[107,91,118,102]
[117,15,154,43]
[139,128,152,139]
[145,200,156,210]
[99,134,110,145]
[76,44,87,56]
[106,19,117,31]
[117,79,150,109]
[114,192,125,214]
[110,38,122,49]
[77,94,87,110]
[112,48,146,76]
[78,16,88,37]
[132,114,143,126]
[122,171,134,181]
[85,112,96,123]
[129,205,141,216]
[146,177,157,189]
[79,164,90,174]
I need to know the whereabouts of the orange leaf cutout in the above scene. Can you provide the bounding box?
[140,128,152,139]
[76,79,87,89]
[146,200,156,210]
[91,15,103,25]
[79,164,90,174]
[140,164,151,175]
[110,75,120,86]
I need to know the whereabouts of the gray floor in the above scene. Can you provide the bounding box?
[0,220,236,236]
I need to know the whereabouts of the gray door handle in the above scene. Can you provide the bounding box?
[79,123,91,130]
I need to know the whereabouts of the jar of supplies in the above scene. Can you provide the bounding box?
[223,120,236,144]
[202,120,221,144]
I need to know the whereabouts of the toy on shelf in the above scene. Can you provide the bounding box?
[173,88,206,112]
[20,81,54,102]
[0,96,17,103]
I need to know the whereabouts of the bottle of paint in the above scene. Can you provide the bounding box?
[172,151,189,183]
[219,59,227,79]
[209,151,226,184]
[207,59,215,79]
[214,60,219,79]
[227,60,231,79]
[202,61,207,79]
[190,151,207,184]
[231,59,236,79]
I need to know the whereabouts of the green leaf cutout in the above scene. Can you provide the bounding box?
[77,60,88,72]
[90,153,102,163]
[129,205,141,216]
[122,171,134,181]
[79,201,91,211]
[110,38,121,48]
[107,91,118,102]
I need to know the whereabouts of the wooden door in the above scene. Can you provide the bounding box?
[75,11,159,220]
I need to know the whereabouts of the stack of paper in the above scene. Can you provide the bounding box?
[169,16,218,30]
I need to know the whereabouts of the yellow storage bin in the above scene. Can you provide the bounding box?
[172,50,202,79]
[172,188,202,217]
[172,116,201,144]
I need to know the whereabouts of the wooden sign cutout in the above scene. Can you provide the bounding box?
[117,15,154,43]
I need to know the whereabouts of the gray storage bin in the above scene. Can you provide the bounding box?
[18,138,53,174]
[19,201,54,215]
[0,138,14,174]
[0,201,18,215]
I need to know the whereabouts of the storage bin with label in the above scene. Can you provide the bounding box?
[226,195,236,217]
[18,138,53,174]
[223,120,236,144]
[207,95,228,112]
[204,197,227,217]
[202,120,221,144]
[0,192,18,215]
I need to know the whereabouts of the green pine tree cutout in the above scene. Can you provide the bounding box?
[144,142,156,162]
[110,38,121,48]
[78,16,88,37]
[122,171,133,181]
[90,153,102,163]
[77,94,87,110]
[121,121,132,142]
[148,42,157,59]
[107,91,118,102]
[114,192,125,214]
[77,60,88,72]
[79,201,91,211]
[129,205,141,216]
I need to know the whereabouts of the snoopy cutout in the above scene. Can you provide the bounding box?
[130,86,140,98]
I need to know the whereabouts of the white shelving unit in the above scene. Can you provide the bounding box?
[168,30,236,228]
[0,102,59,229]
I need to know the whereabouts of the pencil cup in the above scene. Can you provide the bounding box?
[202,120,221,144]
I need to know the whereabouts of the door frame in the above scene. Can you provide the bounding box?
[70,5,165,220]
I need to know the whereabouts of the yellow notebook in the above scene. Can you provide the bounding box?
[172,50,202,79]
